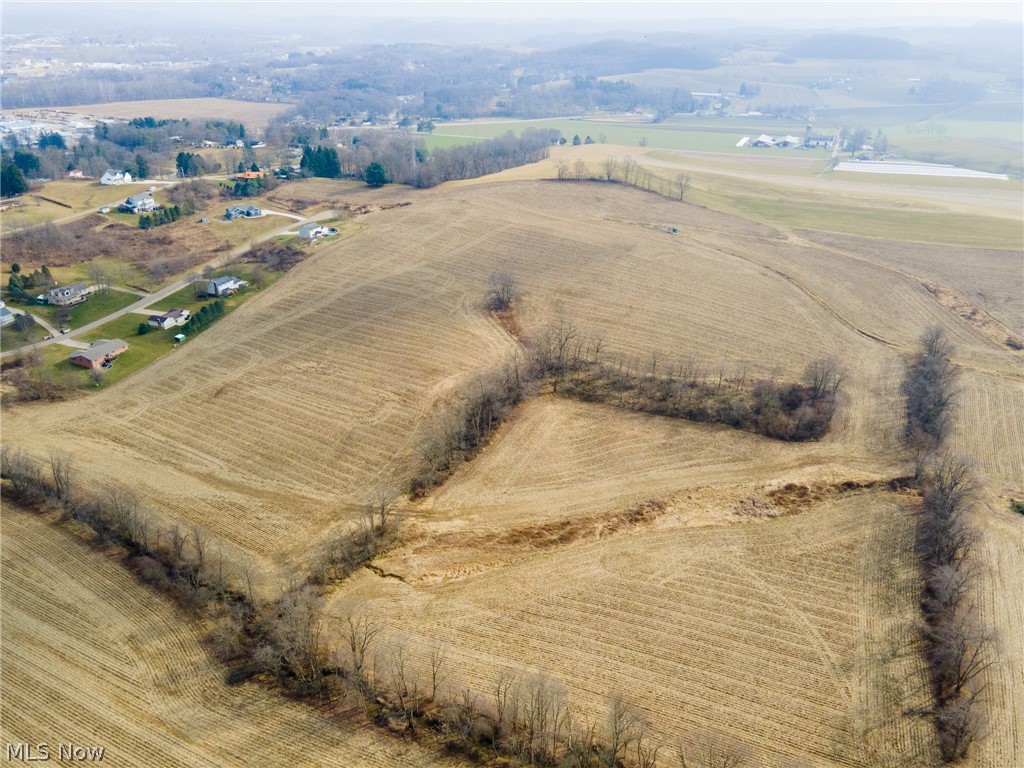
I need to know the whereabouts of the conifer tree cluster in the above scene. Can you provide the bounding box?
[181,300,225,337]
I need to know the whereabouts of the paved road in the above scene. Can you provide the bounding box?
[1,208,338,361]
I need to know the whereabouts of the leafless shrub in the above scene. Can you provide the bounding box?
[262,585,329,696]
[488,270,518,311]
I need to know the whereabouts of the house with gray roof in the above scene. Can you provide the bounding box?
[205,276,247,297]
[225,204,262,221]
[45,283,91,307]
[120,193,156,213]
[68,339,128,369]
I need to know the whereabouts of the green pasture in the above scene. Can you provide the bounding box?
[27,289,139,331]
[432,118,822,157]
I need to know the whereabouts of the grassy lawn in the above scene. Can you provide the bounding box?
[69,271,281,390]
[58,314,183,388]
[0,181,153,232]
[30,289,139,330]
[210,210,295,246]
[1,320,48,352]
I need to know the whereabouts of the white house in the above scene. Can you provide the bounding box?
[205,276,247,297]
[100,169,133,185]
[297,224,339,242]
[147,308,190,330]
[120,193,156,213]
[45,283,91,307]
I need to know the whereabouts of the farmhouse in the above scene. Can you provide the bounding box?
[234,170,266,180]
[68,338,128,369]
[225,204,262,220]
[45,283,90,307]
[205,276,246,297]
[297,224,339,242]
[120,193,157,214]
[100,169,133,185]
[147,308,190,330]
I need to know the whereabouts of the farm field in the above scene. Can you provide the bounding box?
[335,491,936,767]
[0,507,458,768]
[2,176,1021,765]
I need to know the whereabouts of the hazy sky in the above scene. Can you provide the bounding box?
[3,0,1022,26]
[342,1,1023,24]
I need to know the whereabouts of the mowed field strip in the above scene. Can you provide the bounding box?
[0,508,459,768]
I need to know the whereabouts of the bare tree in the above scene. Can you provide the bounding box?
[935,691,984,762]
[677,729,758,768]
[493,667,520,747]
[674,173,691,200]
[267,585,328,695]
[489,270,518,311]
[601,694,643,768]
[602,156,619,181]
[922,324,956,360]
[555,159,570,180]
[48,449,76,508]
[803,356,844,399]
[340,610,382,684]
[86,264,110,296]
[928,616,992,701]
[366,487,399,535]
[622,156,639,186]
[429,641,448,700]
[573,159,588,180]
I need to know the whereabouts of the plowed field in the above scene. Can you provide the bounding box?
[3,178,1020,766]
[0,508,458,768]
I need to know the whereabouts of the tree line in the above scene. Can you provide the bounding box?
[139,203,187,230]
[412,276,843,498]
[3,435,769,768]
[904,327,990,763]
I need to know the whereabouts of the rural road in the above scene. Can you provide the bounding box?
[1,209,339,361]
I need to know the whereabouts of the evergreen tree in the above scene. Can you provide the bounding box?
[364,161,390,187]
[1,162,29,196]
